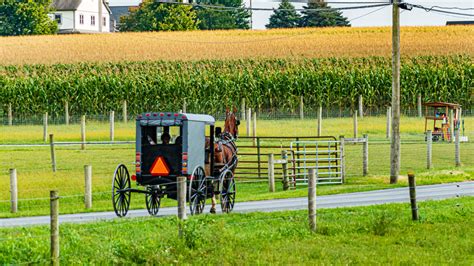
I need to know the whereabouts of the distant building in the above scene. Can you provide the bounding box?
[50,0,112,33]
[110,6,138,31]
[446,21,474,26]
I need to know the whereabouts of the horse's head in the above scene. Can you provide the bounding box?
[224,107,240,139]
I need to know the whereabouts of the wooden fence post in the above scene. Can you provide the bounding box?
[426,130,432,169]
[241,98,246,121]
[363,134,369,176]
[122,100,127,123]
[299,96,304,120]
[417,94,422,118]
[43,112,48,142]
[64,101,69,125]
[246,108,251,137]
[81,115,86,150]
[339,136,345,183]
[268,154,275,192]
[317,106,322,136]
[358,95,363,118]
[455,129,461,167]
[84,165,92,209]
[8,103,12,126]
[177,176,187,220]
[10,168,17,213]
[181,99,188,113]
[308,168,317,232]
[50,190,59,266]
[252,112,257,147]
[353,110,358,138]
[408,172,419,221]
[386,107,391,139]
[110,111,115,142]
[281,150,289,191]
[49,134,56,172]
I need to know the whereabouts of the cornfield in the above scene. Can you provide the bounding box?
[0,55,472,117]
[1,26,473,65]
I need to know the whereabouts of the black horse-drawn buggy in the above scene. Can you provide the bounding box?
[112,112,238,217]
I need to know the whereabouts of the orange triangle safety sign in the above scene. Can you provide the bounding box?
[150,156,170,176]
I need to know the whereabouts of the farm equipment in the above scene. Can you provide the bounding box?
[112,112,237,217]
[423,102,462,142]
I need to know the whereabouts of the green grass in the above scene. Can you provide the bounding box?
[0,116,472,217]
[0,197,472,264]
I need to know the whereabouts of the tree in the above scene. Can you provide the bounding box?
[300,0,350,27]
[266,0,301,29]
[0,0,57,36]
[195,0,250,30]
[120,0,199,32]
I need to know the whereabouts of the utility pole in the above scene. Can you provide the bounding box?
[390,0,401,184]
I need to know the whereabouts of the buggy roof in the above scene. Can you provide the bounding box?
[422,102,461,109]
[137,112,215,125]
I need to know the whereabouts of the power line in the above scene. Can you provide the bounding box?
[406,3,474,17]
[424,5,474,11]
[156,1,391,12]
[349,5,388,22]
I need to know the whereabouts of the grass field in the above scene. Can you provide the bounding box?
[1,26,473,65]
[0,197,472,264]
[0,116,472,217]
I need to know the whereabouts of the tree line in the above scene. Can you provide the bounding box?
[0,0,349,36]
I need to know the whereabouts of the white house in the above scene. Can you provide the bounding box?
[50,0,112,33]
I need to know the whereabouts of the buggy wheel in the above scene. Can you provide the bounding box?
[112,164,131,217]
[219,170,236,213]
[145,186,161,216]
[189,166,207,215]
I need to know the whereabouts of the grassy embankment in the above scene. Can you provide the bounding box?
[0,117,472,217]
[0,197,472,264]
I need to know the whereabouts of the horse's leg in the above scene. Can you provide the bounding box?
[211,195,216,213]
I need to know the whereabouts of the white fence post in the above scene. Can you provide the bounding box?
[417,94,422,118]
[10,168,17,213]
[358,95,363,118]
[308,169,317,232]
[241,98,246,121]
[317,106,322,136]
[64,101,69,125]
[122,100,127,123]
[246,108,251,137]
[8,103,12,126]
[109,111,115,142]
[84,165,92,209]
[353,110,358,138]
[426,130,432,169]
[299,96,304,120]
[252,112,257,147]
[339,136,345,183]
[363,134,369,176]
[268,154,275,192]
[43,112,48,142]
[49,134,56,172]
[386,107,391,139]
[81,115,86,150]
[455,129,461,167]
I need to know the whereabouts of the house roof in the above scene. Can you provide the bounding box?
[52,0,112,14]
[52,0,82,10]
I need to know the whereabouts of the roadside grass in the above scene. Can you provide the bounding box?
[0,116,472,217]
[0,197,472,264]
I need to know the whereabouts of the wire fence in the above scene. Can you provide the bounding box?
[1,108,473,125]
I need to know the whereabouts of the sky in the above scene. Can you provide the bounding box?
[108,0,474,29]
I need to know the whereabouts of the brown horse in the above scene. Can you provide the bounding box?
[209,107,239,213]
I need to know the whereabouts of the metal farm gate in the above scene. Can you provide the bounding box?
[289,140,342,185]
[234,136,337,183]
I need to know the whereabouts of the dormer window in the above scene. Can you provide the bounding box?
[54,14,62,25]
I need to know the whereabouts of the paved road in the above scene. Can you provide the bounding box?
[1,181,472,228]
